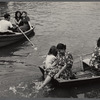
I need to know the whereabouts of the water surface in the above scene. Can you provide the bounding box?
[0,2,100,98]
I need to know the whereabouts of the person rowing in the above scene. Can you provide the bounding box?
[13,11,37,50]
[0,13,14,34]
[18,11,32,32]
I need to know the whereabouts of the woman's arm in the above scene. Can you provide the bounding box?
[89,48,97,66]
[27,16,32,29]
[54,63,67,79]
[18,19,21,25]
[54,52,73,79]
[28,21,33,29]
[14,19,21,25]
[58,64,67,75]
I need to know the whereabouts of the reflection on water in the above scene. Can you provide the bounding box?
[0,1,100,98]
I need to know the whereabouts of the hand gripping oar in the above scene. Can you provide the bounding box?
[16,25,37,50]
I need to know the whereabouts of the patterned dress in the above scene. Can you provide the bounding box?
[90,47,100,69]
[44,52,73,79]
[57,51,73,79]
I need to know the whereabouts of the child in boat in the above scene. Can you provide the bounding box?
[54,43,74,79]
[89,38,100,69]
[38,46,58,90]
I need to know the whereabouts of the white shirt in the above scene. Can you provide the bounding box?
[45,55,57,69]
[0,20,13,32]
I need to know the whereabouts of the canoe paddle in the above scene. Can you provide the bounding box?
[16,25,37,50]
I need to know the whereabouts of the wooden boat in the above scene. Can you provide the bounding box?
[39,57,100,87]
[0,27,35,47]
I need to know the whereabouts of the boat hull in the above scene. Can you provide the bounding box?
[56,75,100,87]
[39,62,100,87]
[0,28,35,47]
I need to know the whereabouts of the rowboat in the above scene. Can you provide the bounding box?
[39,56,100,87]
[0,27,35,47]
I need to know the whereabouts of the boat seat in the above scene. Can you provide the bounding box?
[15,32,22,35]
[83,58,90,65]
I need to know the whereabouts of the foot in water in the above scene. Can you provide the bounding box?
[36,84,43,91]
[34,82,43,92]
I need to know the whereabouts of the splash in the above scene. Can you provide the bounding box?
[9,81,46,98]
[9,86,17,94]
[9,80,55,98]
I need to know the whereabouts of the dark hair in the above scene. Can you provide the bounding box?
[97,38,100,47]
[22,11,27,15]
[57,43,66,50]
[4,13,10,19]
[48,46,57,56]
[15,11,22,21]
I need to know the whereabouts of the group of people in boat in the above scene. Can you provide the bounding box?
[39,43,74,90]
[14,11,32,32]
[39,38,100,90]
[1,11,100,90]
[0,11,32,34]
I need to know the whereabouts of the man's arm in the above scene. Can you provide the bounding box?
[8,22,13,31]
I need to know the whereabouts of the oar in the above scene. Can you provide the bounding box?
[16,25,37,50]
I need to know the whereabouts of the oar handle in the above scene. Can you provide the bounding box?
[19,27,35,46]
[16,25,37,50]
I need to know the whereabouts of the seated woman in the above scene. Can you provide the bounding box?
[38,46,58,90]
[54,43,74,79]
[12,11,22,32]
[89,38,100,70]
[14,11,22,25]
[19,11,32,32]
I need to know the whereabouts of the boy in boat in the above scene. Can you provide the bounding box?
[54,43,74,79]
[89,38,100,70]
[38,46,59,90]
[0,13,14,33]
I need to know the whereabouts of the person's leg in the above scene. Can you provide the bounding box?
[39,75,52,90]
